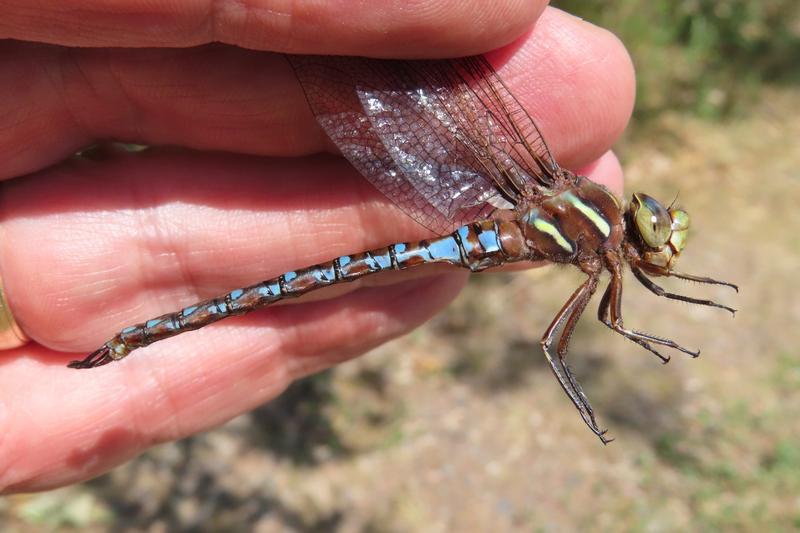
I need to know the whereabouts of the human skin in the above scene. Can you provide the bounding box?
[0,1,634,492]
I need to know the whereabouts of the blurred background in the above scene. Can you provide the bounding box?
[5,1,800,530]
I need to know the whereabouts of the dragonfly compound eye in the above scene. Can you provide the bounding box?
[668,208,690,253]
[631,193,671,248]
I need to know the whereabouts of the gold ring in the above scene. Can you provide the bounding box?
[0,272,27,349]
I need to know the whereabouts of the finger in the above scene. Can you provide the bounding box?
[0,8,634,180]
[487,8,635,170]
[0,151,473,492]
[1,151,462,353]
[0,273,466,492]
[0,0,542,56]
[577,149,624,194]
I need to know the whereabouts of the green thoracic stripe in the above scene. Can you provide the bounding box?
[562,191,611,237]
[526,210,574,253]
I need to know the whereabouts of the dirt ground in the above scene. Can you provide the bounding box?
[5,85,800,531]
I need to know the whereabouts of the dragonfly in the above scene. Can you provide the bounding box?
[69,55,737,443]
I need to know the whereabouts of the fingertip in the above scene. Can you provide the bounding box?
[579,150,624,196]
[274,0,546,57]
[498,7,636,169]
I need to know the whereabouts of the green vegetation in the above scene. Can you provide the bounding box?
[554,0,800,119]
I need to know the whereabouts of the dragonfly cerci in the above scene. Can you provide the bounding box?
[69,55,737,443]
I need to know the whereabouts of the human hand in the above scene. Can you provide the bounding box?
[0,1,633,492]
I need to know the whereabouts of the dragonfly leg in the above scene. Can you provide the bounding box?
[599,254,699,361]
[633,268,737,315]
[667,271,739,293]
[541,272,612,444]
[597,283,671,363]
[556,277,607,435]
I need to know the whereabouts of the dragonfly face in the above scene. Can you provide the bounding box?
[628,192,690,276]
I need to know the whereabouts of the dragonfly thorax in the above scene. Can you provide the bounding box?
[627,192,690,275]
[519,178,625,263]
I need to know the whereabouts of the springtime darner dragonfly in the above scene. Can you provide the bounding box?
[69,55,737,443]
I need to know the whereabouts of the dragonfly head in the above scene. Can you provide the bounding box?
[627,192,689,275]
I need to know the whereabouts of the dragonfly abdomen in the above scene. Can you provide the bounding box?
[70,218,529,367]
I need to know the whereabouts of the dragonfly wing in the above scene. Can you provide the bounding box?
[288,55,563,234]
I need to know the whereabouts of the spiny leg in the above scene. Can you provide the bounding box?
[633,268,737,315]
[597,283,672,363]
[556,275,607,436]
[608,272,701,357]
[601,255,700,360]
[555,274,598,413]
[541,273,611,444]
[667,271,739,293]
